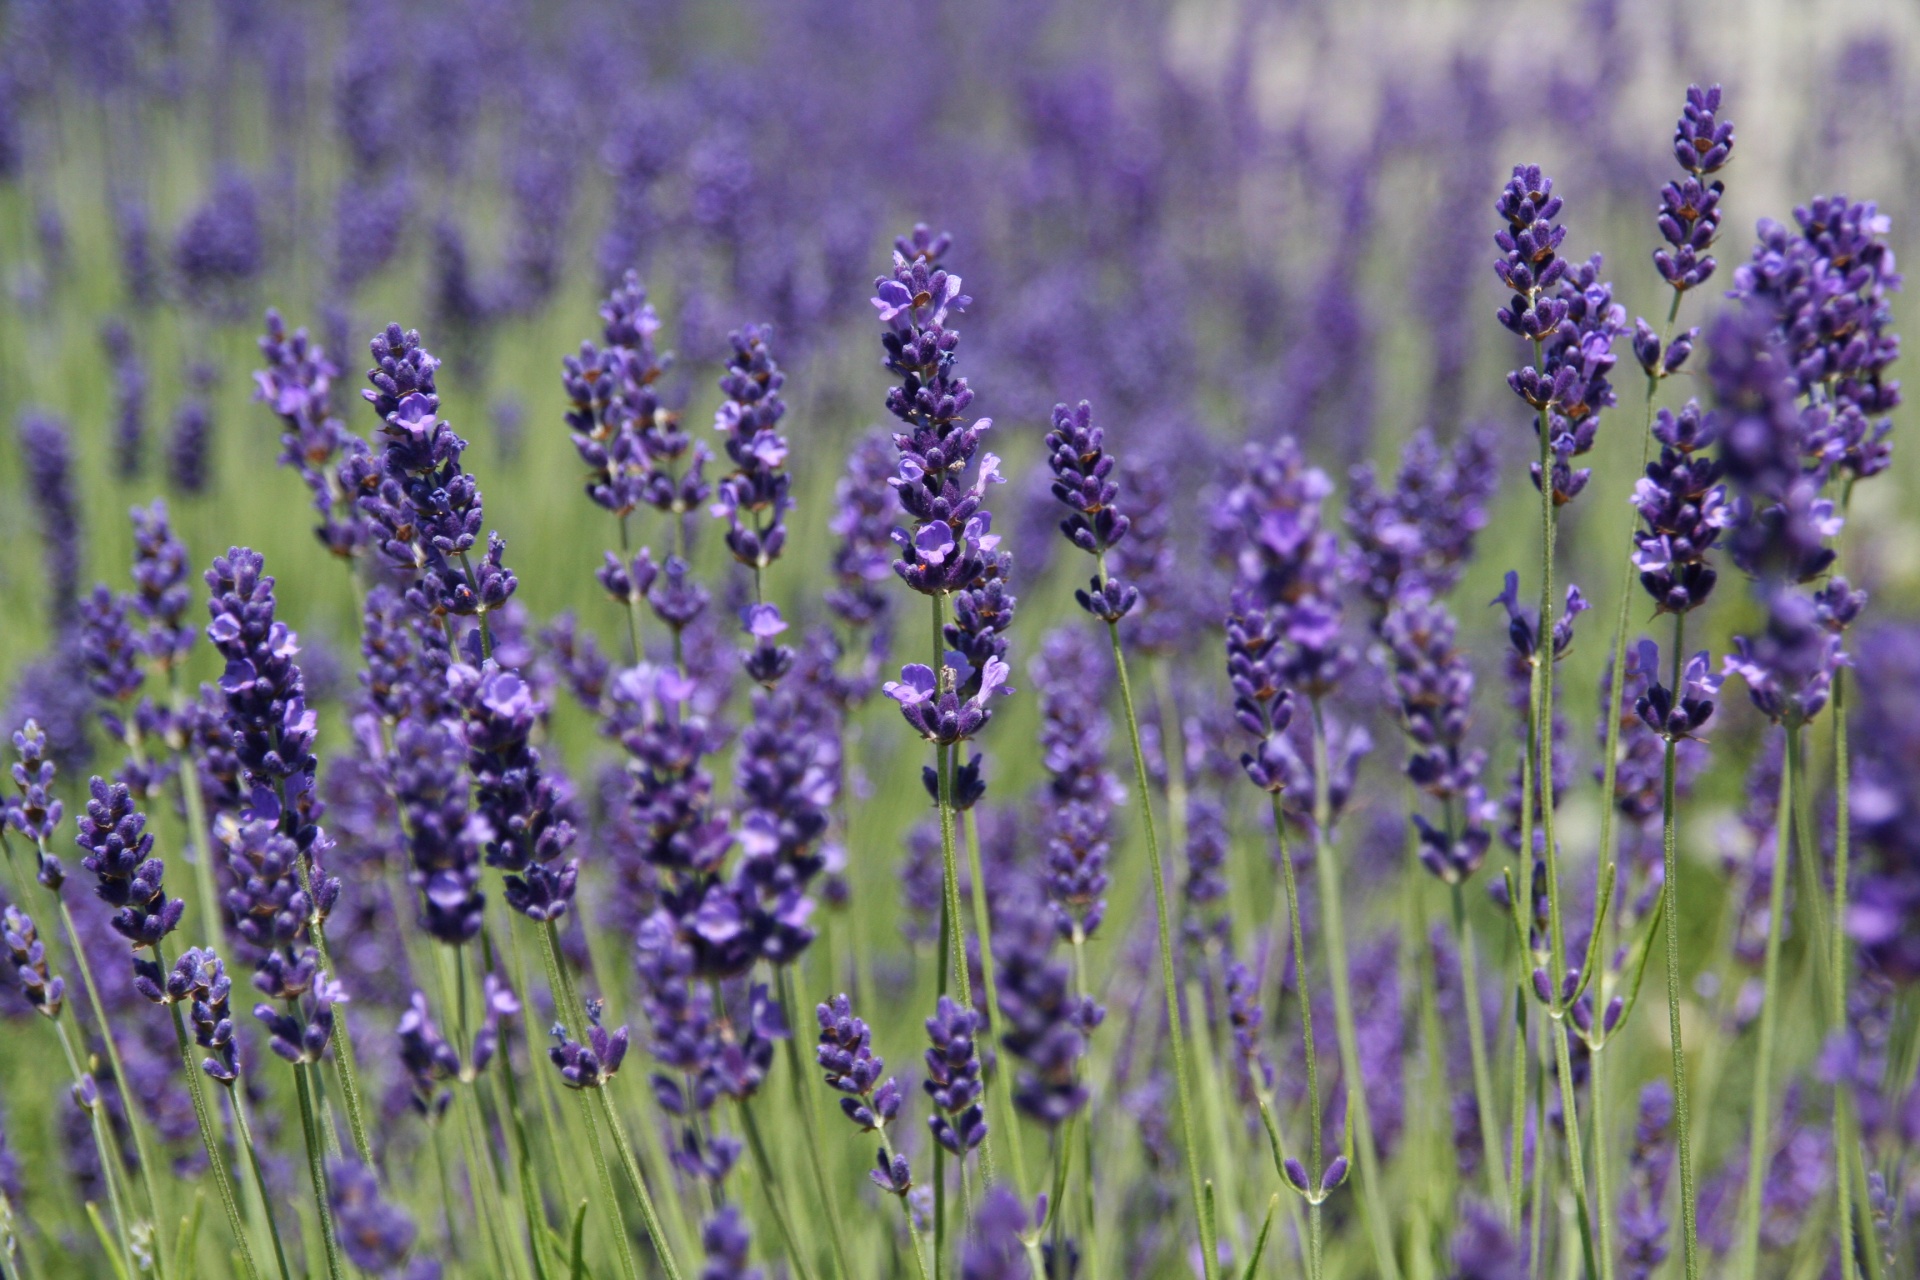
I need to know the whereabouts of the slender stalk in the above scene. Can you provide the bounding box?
[1738,732,1795,1278]
[1103,614,1216,1280]
[157,973,261,1280]
[1451,885,1510,1209]
[1591,1042,1615,1280]
[775,963,856,1280]
[1509,986,1529,1235]
[1832,482,1859,1280]
[579,1092,641,1280]
[928,594,975,1015]
[616,512,648,663]
[230,1086,295,1280]
[1305,700,1402,1280]
[292,846,375,1166]
[593,1087,686,1280]
[1268,796,1322,1205]
[54,898,171,1276]
[292,1063,347,1280]
[51,1016,138,1278]
[737,1100,817,1280]
[962,811,1029,1200]
[165,669,229,960]
[1658,615,1701,1280]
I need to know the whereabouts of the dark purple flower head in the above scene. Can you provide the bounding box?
[728,678,840,965]
[1508,254,1627,505]
[709,324,792,572]
[1492,571,1589,662]
[1381,593,1485,801]
[1224,592,1296,794]
[397,991,460,1118]
[6,721,66,884]
[387,713,487,945]
[2,905,65,1018]
[698,1205,760,1280]
[75,777,184,951]
[1649,86,1735,301]
[1033,628,1119,941]
[1632,641,1723,741]
[19,412,82,632]
[1345,427,1498,614]
[129,501,196,669]
[166,947,237,1084]
[80,586,145,709]
[255,311,370,559]
[1224,960,1273,1091]
[960,1187,1029,1280]
[1450,1200,1525,1280]
[1724,587,1846,725]
[173,169,263,317]
[1494,165,1569,326]
[252,966,345,1064]
[874,227,1005,598]
[1709,309,1840,587]
[883,654,1012,746]
[1044,400,1135,609]
[101,319,147,480]
[815,993,903,1133]
[648,555,711,634]
[549,998,629,1089]
[447,661,577,922]
[739,604,795,687]
[827,429,899,634]
[1633,400,1729,615]
[923,995,987,1156]
[329,1157,439,1280]
[995,881,1100,1127]
[1674,85,1734,175]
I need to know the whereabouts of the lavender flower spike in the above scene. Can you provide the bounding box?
[709,324,793,573]
[2,906,65,1018]
[6,722,67,887]
[549,998,629,1089]
[75,777,186,954]
[815,993,911,1195]
[1044,400,1137,622]
[923,995,987,1156]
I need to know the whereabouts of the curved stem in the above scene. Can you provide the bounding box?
[51,1016,138,1277]
[1104,616,1216,1280]
[1738,732,1795,1279]
[292,1062,347,1280]
[776,964,856,1280]
[737,1099,816,1280]
[230,1085,294,1280]
[1268,796,1321,1194]
[593,1087,686,1280]
[963,811,1029,1200]
[579,1092,640,1280]
[1306,699,1402,1280]
[1659,615,1701,1280]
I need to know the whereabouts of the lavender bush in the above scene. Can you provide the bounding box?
[0,4,1917,1279]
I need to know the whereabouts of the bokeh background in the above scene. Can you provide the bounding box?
[1,0,1918,1274]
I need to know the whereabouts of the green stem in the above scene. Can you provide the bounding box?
[616,513,648,664]
[1509,986,1529,1237]
[52,1016,138,1278]
[1104,614,1215,1280]
[54,897,171,1277]
[1306,699,1402,1280]
[165,668,229,961]
[579,1092,641,1280]
[877,1127,935,1280]
[1659,615,1701,1280]
[592,1088,685,1280]
[1831,478,1859,1280]
[1268,795,1321,1199]
[292,850,374,1167]
[230,1086,294,1280]
[776,964,856,1280]
[1452,886,1510,1210]
[292,1063,347,1280]
[737,1099,817,1280]
[963,810,1030,1201]
[157,954,261,1280]
[1591,1042,1615,1280]
[1738,731,1796,1278]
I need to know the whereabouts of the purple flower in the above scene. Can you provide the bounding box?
[827,429,899,634]
[1651,86,1734,300]
[698,1205,760,1280]
[728,679,840,966]
[1044,399,1139,620]
[549,998,629,1089]
[358,324,517,624]
[923,995,987,1156]
[995,878,1100,1126]
[815,993,895,1125]
[1633,400,1728,614]
[1493,165,1570,338]
[165,948,238,1084]
[255,311,371,560]
[1382,594,1492,884]
[447,662,577,922]
[172,169,263,318]
[253,966,345,1064]
[1631,641,1722,741]
[1344,427,1498,615]
[75,778,185,954]
[884,654,1012,746]
[1620,1080,1675,1279]
[1492,571,1589,662]
[2,905,65,1018]
[1449,1200,1525,1280]
[168,372,216,496]
[1723,588,1846,725]
[329,1157,439,1280]
[19,412,82,632]
[101,319,147,480]
[1224,959,1273,1091]
[387,713,487,945]
[396,991,460,1118]
[129,501,196,671]
[1224,591,1296,794]
[959,1187,1029,1280]
[1033,628,1119,941]
[709,324,792,572]
[6,722,67,884]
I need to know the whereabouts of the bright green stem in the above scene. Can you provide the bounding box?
[776,964,857,1280]
[878,1127,935,1280]
[1509,987,1529,1234]
[1738,734,1796,1279]
[230,1086,294,1280]
[579,1093,641,1280]
[55,897,172,1277]
[157,961,261,1280]
[963,810,1028,1199]
[592,1087,686,1280]
[737,1099,817,1280]
[292,1063,347,1280]
[292,852,374,1166]
[1306,700,1403,1280]
[1659,616,1701,1280]
[1591,1043,1616,1280]
[1832,605,1859,1280]
[52,1017,138,1277]
[929,593,975,1018]
[1103,616,1215,1280]
[1451,886,1509,1210]
[1529,364,1592,1253]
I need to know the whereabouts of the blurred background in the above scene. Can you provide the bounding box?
[1,0,1917,1273]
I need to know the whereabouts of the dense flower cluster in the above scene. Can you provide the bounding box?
[709,324,792,572]
[255,311,371,558]
[1344,427,1498,616]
